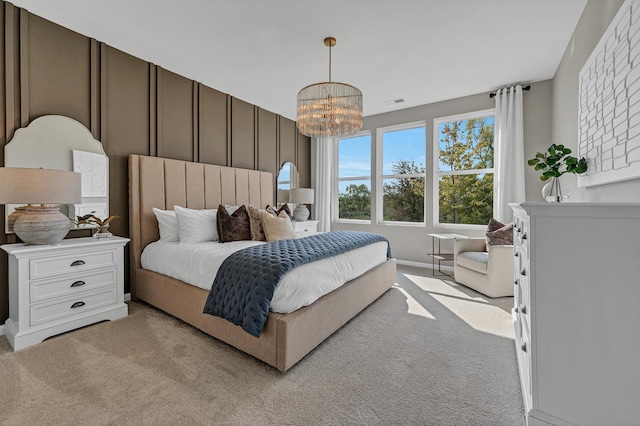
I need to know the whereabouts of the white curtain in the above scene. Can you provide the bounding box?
[494,85,526,223]
[311,137,333,232]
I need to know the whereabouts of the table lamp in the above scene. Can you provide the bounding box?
[289,188,314,221]
[0,167,82,245]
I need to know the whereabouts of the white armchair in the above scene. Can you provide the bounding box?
[453,238,513,298]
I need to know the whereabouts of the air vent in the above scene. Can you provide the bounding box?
[383,98,405,106]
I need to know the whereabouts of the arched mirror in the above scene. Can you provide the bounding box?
[4,115,109,233]
[276,162,299,205]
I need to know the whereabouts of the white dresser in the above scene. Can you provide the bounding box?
[2,236,129,350]
[510,202,640,426]
[292,220,319,237]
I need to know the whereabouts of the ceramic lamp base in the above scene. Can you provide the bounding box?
[292,204,310,221]
[14,206,71,245]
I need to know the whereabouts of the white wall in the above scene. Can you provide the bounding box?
[331,80,553,263]
[552,0,639,201]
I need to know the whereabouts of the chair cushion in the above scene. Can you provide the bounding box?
[456,251,489,274]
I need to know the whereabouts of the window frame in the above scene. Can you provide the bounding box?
[333,130,372,224]
[432,108,495,230]
[376,120,427,226]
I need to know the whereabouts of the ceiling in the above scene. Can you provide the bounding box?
[10,0,588,121]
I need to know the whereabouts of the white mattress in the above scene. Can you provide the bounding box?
[140,238,388,314]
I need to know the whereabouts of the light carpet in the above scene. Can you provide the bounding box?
[0,265,524,425]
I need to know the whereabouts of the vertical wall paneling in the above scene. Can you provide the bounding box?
[100,43,107,146]
[230,97,255,169]
[227,95,232,166]
[27,13,91,128]
[0,0,312,323]
[149,64,157,157]
[90,39,99,138]
[4,3,15,141]
[257,108,278,181]
[104,45,151,243]
[279,116,296,167]
[18,8,26,127]
[155,66,161,157]
[297,132,311,188]
[192,81,199,163]
[254,106,259,170]
[198,84,228,166]
[0,2,8,322]
[158,68,194,161]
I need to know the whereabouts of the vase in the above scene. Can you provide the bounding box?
[541,177,568,202]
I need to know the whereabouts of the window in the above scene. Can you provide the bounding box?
[377,122,426,223]
[434,110,495,227]
[336,133,371,220]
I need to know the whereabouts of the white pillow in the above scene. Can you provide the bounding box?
[152,208,179,242]
[173,205,219,243]
[225,204,240,214]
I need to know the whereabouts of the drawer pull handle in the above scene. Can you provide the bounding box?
[522,233,527,240]
[514,252,519,257]
[70,260,85,267]
[521,343,527,353]
[514,306,519,313]
[520,268,527,276]
[71,301,85,309]
[70,281,86,288]
[514,279,519,286]
[520,305,527,314]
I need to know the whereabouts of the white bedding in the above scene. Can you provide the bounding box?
[140,237,388,314]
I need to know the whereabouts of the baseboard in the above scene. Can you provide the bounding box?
[0,323,4,337]
[124,293,131,302]
[396,259,454,273]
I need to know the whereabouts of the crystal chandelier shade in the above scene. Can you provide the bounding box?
[296,37,363,138]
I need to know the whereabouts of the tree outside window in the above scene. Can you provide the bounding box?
[435,111,495,226]
[379,123,426,223]
[337,134,371,220]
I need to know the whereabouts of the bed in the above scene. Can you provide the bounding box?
[128,154,396,371]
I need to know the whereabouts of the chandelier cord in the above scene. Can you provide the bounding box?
[328,42,332,82]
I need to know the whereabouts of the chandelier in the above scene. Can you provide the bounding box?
[296,37,363,138]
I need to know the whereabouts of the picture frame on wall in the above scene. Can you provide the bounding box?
[578,0,640,187]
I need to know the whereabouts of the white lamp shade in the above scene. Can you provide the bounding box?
[0,167,82,204]
[289,188,314,204]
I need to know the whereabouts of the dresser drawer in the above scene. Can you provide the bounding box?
[520,316,533,408]
[294,222,318,234]
[30,287,117,327]
[30,268,117,303]
[30,249,117,280]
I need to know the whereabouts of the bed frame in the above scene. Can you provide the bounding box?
[128,154,396,372]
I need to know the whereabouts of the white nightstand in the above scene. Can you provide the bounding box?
[292,220,319,237]
[2,236,129,350]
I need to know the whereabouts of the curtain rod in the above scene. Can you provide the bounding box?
[489,84,531,99]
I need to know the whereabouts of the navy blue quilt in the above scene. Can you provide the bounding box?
[202,230,391,337]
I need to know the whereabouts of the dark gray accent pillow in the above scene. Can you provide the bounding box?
[485,218,513,250]
[265,204,292,219]
[217,204,252,243]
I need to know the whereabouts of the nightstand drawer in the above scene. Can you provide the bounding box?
[293,221,318,234]
[30,287,117,326]
[30,268,117,303]
[30,249,117,280]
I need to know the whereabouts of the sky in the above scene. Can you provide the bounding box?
[337,117,495,194]
[337,126,426,193]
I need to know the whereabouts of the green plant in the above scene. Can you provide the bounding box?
[527,143,587,181]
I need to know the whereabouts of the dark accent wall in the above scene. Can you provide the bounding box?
[0,2,311,323]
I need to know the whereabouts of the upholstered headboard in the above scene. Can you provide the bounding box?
[128,154,274,294]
